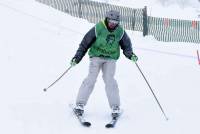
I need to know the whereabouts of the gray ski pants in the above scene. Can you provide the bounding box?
[76,57,120,108]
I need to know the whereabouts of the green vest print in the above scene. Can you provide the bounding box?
[88,21,124,60]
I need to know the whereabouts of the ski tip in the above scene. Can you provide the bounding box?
[43,88,47,92]
[83,122,91,127]
[105,124,114,128]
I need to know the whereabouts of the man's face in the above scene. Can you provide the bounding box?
[107,19,119,30]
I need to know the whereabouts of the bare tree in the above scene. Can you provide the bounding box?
[176,0,189,9]
[158,0,169,6]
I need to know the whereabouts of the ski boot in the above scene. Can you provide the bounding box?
[74,103,84,116]
[111,106,121,118]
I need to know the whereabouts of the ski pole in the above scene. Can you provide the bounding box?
[135,62,169,121]
[43,66,72,92]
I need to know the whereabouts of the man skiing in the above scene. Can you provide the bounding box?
[70,10,138,117]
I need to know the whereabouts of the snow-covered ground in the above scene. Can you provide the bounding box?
[0,0,200,134]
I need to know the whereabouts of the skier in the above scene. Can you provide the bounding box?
[70,10,138,117]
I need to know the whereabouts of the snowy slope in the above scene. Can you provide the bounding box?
[0,0,200,134]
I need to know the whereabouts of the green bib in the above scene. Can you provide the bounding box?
[88,21,124,60]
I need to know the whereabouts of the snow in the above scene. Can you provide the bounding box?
[0,0,200,134]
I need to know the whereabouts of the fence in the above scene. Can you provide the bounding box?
[36,0,200,44]
[148,17,200,43]
[36,0,145,32]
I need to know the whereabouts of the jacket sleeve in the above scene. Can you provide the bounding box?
[119,31,134,59]
[73,27,96,63]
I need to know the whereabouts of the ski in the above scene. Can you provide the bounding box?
[105,112,122,128]
[69,104,91,127]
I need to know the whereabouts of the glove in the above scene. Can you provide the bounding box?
[70,58,78,67]
[131,53,138,62]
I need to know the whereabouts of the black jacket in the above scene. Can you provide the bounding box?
[73,25,134,63]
